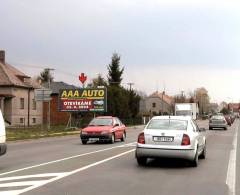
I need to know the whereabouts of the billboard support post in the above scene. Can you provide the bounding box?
[66,113,73,130]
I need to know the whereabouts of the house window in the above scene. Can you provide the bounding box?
[20,118,24,124]
[32,99,37,110]
[20,98,24,109]
[32,118,36,124]
[152,103,156,108]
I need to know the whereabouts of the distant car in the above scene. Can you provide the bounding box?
[216,113,224,116]
[234,112,240,118]
[209,115,228,130]
[80,116,126,144]
[135,116,206,167]
[224,115,232,126]
[230,114,235,123]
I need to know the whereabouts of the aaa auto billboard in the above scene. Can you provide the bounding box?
[59,88,107,112]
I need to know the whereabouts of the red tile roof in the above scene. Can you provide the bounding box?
[0,62,40,88]
[149,91,174,105]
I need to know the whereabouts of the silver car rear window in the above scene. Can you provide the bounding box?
[146,119,188,130]
[211,116,224,120]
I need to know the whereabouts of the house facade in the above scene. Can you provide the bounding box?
[208,103,219,114]
[140,91,174,116]
[0,50,42,126]
[42,81,77,125]
[228,103,240,113]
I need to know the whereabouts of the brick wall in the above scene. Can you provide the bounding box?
[43,95,70,125]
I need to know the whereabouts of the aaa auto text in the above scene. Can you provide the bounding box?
[61,89,105,98]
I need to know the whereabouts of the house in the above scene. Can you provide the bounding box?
[0,50,42,126]
[228,103,240,113]
[208,103,219,114]
[140,91,174,116]
[219,101,228,112]
[42,81,78,125]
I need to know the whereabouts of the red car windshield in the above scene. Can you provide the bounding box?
[88,118,113,126]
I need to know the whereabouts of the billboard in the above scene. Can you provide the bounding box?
[59,88,107,112]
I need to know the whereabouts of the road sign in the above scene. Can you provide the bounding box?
[79,73,87,84]
[34,88,52,101]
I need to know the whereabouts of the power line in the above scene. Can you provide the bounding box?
[9,62,79,77]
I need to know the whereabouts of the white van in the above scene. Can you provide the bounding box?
[0,110,7,156]
[175,103,199,120]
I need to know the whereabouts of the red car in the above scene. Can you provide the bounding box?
[80,116,126,144]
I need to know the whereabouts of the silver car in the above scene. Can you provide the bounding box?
[135,116,206,167]
[209,115,228,130]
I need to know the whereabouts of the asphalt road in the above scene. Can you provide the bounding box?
[0,120,239,195]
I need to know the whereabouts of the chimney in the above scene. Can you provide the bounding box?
[0,50,5,64]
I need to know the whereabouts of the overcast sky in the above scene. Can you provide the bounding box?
[1,0,240,103]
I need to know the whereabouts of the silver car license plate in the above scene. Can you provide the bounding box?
[153,136,173,142]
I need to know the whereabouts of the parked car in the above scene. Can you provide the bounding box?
[80,116,126,144]
[234,112,240,118]
[224,115,232,126]
[135,116,206,167]
[234,112,239,118]
[0,110,7,156]
[209,115,228,130]
[230,114,235,123]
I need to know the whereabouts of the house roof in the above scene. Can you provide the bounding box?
[0,62,40,88]
[43,81,78,94]
[149,91,174,105]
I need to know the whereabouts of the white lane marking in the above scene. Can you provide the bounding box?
[0,173,66,195]
[0,190,22,195]
[0,173,66,182]
[17,149,136,195]
[226,124,238,195]
[0,181,45,188]
[118,142,136,147]
[0,142,136,177]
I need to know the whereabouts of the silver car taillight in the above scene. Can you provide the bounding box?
[181,134,190,146]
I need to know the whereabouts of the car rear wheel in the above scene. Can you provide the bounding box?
[224,127,227,130]
[190,147,199,167]
[136,156,147,166]
[82,140,87,145]
[199,143,206,159]
[121,131,126,142]
[110,133,115,144]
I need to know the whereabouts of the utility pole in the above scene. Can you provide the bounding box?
[181,90,184,103]
[161,92,164,115]
[127,82,134,91]
[46,68,54,130]
[162,82,166,115]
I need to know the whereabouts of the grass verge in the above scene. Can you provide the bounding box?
[6,125,80,141]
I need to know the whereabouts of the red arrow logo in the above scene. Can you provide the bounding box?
[79,73,87,84]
